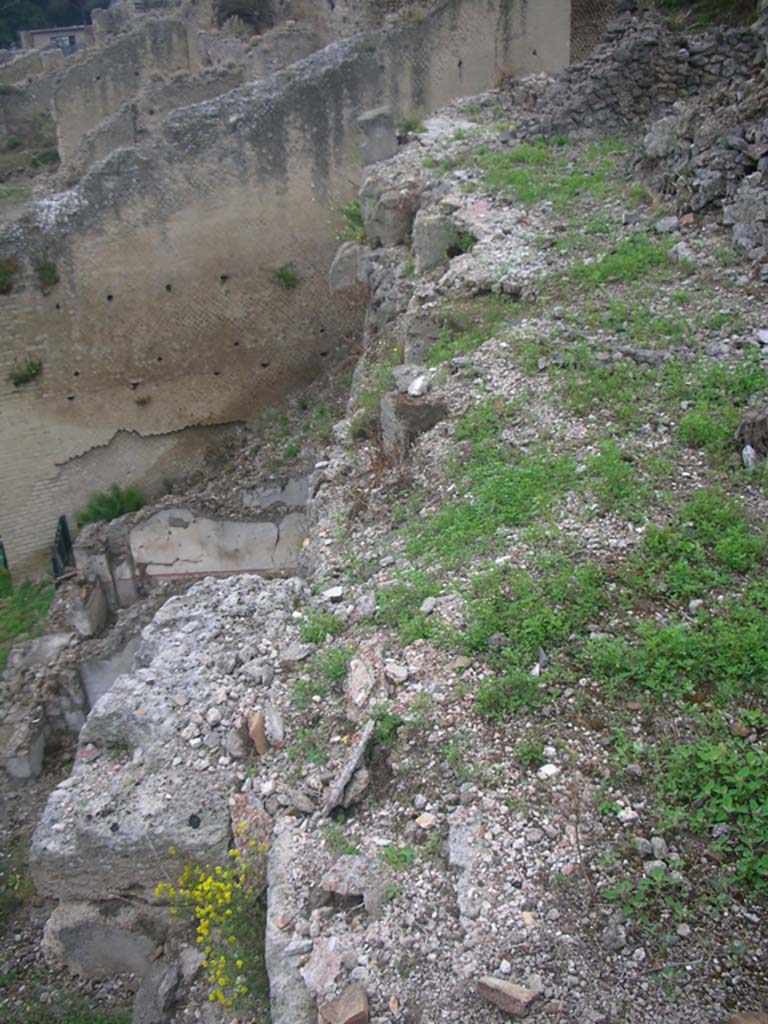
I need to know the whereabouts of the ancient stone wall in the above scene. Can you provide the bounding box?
[52,18,196,166]
[0,74,58,143]
[0,50,46,85]
[0,0,571,576]
[66,65,247,182]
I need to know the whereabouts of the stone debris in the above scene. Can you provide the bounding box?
[322,720,375,815]
[318,982,370,1024]
[248,709,269,755]
[477,976,542,1017]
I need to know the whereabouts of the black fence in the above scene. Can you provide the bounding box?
[51,515,73,582]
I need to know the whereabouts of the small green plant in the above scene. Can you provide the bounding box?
[155,846,268,1011]
[322,821,360,856]
[272,262,300,289]
[659,739,768,893]
[33,255,59,291]
[397,113,426,136]
[290,645,352,707]
[8,355,42,386]
[288,726,327,765]
[339,200,365,242]
[604,864,686,928]
[0,841,29,925]
[514,736,545,769]
[349,362,396,441]
[380,843,418,868]
[76,483,145,526]
[0,256,17,294]
[299,608,342,644]
[443,735,473,781]
[0,83,19,95]
[427,293,522,366]
[134,395,150,407]
[369,703,404,755]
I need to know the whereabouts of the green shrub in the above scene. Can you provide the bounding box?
[670,357,767,459]
[476,667,548,716]
[33,255,59,291]
[155,850,269,1011]
[272,262,300,289]
[339,200,365,242]
[30,147,59,167]
[7,355,42,386]
[0,577,54,675]
[375,571,440,645]
[77,483,144,526]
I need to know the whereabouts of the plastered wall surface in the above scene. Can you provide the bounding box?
[0,0,571,576]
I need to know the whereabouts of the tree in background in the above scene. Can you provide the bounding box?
[0,0,110,49]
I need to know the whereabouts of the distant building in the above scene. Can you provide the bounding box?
[18,25,95,54]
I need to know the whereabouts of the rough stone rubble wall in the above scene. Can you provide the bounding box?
[511,11,760,138]
[0,0,571,577]
[508,7,767,267]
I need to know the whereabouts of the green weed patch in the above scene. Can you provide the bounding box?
[0,577,54,675]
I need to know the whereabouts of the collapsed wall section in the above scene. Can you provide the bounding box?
[0,0,571,576]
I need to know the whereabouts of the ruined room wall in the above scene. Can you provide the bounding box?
[0,0,571,576]
[0,75,58,144]
[0,51,45,85]
[52,19,195,167]
[67,66,247,182]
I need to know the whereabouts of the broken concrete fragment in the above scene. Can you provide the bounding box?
[380,394,448,457]
[329,241,370,292]
[477,976,542,1017]
[131,962,179,1024]
[342,766,369,809]
[320,854,385,915]
[248,710,269,755]
[345,657,377,720]
[322,720,374,815]
[300,935,345,998]
[1,712,46,783]
[319,982,370,1024]
[42,900,169,978]
[265,823,315,1024]
[281,641,315,667]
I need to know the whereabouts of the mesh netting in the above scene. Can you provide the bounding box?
[570,0,621,62]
